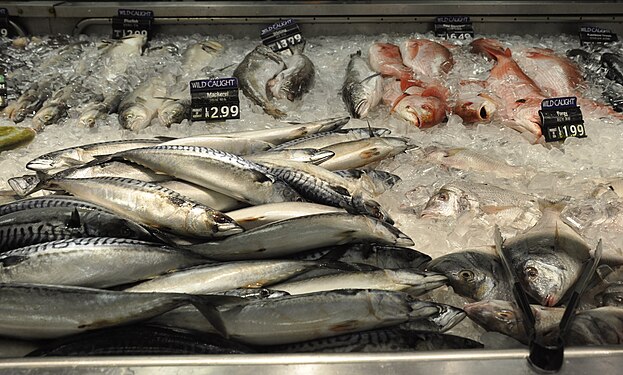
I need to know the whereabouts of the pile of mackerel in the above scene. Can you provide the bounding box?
[0,116,486,356]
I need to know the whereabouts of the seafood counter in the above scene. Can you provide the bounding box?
[0,29,623,371]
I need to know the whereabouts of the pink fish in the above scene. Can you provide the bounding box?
[383,79,447,128]
[399,39,454,80]
[369,42,413,80]
[520,48,584,97]
[453,81,498,123]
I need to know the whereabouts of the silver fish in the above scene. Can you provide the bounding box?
[248,148,335,165]
[77,91,123,128]
[209,116,349,145]
[267,42,315,101]
[181,40,225,74]
[427,251,513,301]
[421,181,537,219]
[118,74,176,131]
[187,212,413,261]
[342,50,383,119]
[48,177,242,239]
[270,269,447,296]
[319,136,410,171]
[0,283,225,339]
[254,158,391,222]
[226,202,344,230]
[265,329,482,353]
[26,138,164,174]
[333,169,401,196]
[31,82,78,131]
[0,237,207,288]
[271,128,390,151]
[125,260,319,294]
[159,135,274,155]
[0,195,107,217]
[0,206,154,251]
[112,145,302,205]
[499,201,592,306]
[424,146,526,178]
[565,307,623,346]
[216,289,452,345]
[234,45,286,118]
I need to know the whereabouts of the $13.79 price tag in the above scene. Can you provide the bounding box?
[539,97,587,142]
[0,8,9,38]
[261,19,304,53]
[190,77,240,122]
[112,9,154,39]
[434,16,474,40]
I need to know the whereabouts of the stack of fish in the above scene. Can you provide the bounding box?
[0,116,485,357]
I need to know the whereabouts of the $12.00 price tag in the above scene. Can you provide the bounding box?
[112,9,154,39]
[190,77,240,122]
[0,8,9,38]
[261,19,304,53]
[539,97,587,142]
[434,16,474,40]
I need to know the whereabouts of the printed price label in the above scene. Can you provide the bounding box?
[0,8,9,38]
[0,74,7,109]
[434,16,474,40]
[190,77,240,122]
[539,97,586,142]
[261,19,304,53]
[112,9,154,40]
[579,26,618,44]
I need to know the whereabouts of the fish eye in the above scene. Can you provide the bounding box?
[459,270,474,281]
[213,214,232,224]
[524,266,539,279]
[438,192,449,201]
[259,289,270,298]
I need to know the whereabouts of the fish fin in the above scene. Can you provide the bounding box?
[493,225,505,257]
[537,198,569,214]
[444,148,465,157]
[330,185,351,197]
[189,295,243,338]
[154,136,177,142]
[0,255,28,267]
[80,154,115,169]
[366,120,375,138]
[68,208,82,228]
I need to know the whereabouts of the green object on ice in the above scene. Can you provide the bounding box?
[0,126,36,152]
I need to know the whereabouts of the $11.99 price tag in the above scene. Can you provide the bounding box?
[261,19,304,53]
[0,8,9,38]
[112,9,154,39]
[190,77,240,122]
[539,97,587,142]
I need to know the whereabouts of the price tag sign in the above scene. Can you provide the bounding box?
[0,8,9,38]
[0,74,7,109]
[261,19,304,53]
[190,77,240,122]
[579,26,618,44]
[112,9,154,40]
[539,97,587,142]
[434,16,474,40]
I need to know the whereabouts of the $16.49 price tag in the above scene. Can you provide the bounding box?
[434,16,474,40]
[190,77,240,122]
[261,19,304,53]
[112,9,154,39]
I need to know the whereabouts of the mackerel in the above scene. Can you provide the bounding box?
[0,195,108,217]
[0,283,228,339]
[334,169,402,195]
[126,260,319,294]
[112,145,302,205]
[247,149,335,165]
[319,137,410,170]
[216,289,451,345]
[159,136,273,155]
[226,202,344,230]
[159,180,247,212]
[26,138,164,173]
[48,177,242,239]
[0,206,154,251]
[0,237,208,287]
[187,212,413,260]
[271,269,447,296]
[254,159,392,222]
[271,128,390,150]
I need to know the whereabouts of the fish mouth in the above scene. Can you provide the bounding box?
[543,294,558,307]
[215,222,244,236]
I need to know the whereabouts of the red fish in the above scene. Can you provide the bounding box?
[453,81,498,123]
[399,39,454,80]
[520,48,584,97]
[383,79,447,128]
[368,42,413,80]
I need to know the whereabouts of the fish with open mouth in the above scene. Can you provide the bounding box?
[267,42,315,101]
[342,50,383,119]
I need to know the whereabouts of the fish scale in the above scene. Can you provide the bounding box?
[0,196,107,217]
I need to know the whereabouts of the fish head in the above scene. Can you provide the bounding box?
[427,252,494,301]
[463,300,526,341]
[9,103,29,123]
[32,105,64,130]
[420,186,469,218]
[78,109,100,128]
[187,207,244,238]
[511,100,543,139]
[520,258,565,307]
[394,95,446,128]
[453,94,497,123]
[267,73,287,100]
[600,284,623,307]
[119,104,151,131]
[158,101,187,127]
[426,304,467,332]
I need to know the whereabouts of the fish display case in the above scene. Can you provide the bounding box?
[1,1,623,374]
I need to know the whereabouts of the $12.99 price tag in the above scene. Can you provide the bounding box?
[112,9,154,39]
[539,97,587,142]
[0,8,9,38]
[190,77,240,122]
[260,19,304,53]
